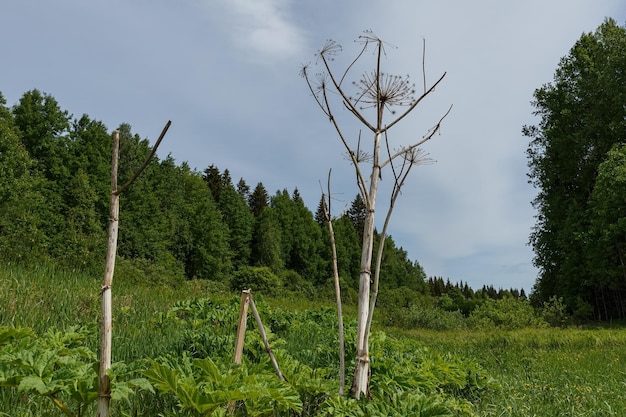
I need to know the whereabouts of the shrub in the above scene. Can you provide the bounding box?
[393,303,466,330]
[115,254,185,288]
[280,269,315,298]
[541,295,571,327]
[230,266,281,295]
[468,297,547,330]
[316,277,359,305]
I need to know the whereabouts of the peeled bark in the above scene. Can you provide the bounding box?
[97,130,120,416]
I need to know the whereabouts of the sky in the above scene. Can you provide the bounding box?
[2,1,625,293]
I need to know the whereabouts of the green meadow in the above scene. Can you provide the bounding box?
[1,263,625,416]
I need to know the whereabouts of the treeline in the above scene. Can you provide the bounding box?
[1,88,534,313]
[524,19,626,320]
[0,89,432,297]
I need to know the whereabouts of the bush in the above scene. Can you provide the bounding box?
[378,286,423,309]
[115,254,185,288]
[316,277,359,305]
[468,297,547,330]
[393,303,466,330]
[541,296,571,327]
[229,266,281,295]
[280,269,315,298]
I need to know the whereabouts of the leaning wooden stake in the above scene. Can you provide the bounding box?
[249,296,285,381]
[97,121,171,417]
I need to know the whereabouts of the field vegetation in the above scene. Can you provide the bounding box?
[2,263,625,416]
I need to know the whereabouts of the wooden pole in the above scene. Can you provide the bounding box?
[233,290,251,364]
[97,130,120,417]
[96,121,170,417]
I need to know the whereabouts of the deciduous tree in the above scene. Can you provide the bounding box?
[524,19,626,318]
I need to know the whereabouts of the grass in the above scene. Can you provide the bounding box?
[2,262,626,416]
[399,328,626,416]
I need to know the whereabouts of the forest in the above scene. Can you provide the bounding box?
[0,87,524,315]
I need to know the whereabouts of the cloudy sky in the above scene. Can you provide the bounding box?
[3,1,625,292]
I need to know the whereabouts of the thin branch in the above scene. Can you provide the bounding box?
[249,296,285,381]
[422,38,426,94]
[321,85,370,201]
[381,104,452,169]
[300,65,331,119]
[339,38,368,87]
[376,36,383,131]
[384,129,400,189]
[382,71,447,133]
[321,50,376,132]
[364,151,416,339]
[115,120,171,195]
[321,169,346,396]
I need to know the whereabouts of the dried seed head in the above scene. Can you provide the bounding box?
[353,72,416,112]
[317,39,342,61]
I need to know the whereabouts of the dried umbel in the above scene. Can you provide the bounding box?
[352,72,416,113]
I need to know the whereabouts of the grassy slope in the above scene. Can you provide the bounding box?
[2,263,626,416]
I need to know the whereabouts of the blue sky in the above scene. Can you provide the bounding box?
[2,1,625,292]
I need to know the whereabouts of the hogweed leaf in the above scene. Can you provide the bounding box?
[18,375,49,394]
[0,326,34,347]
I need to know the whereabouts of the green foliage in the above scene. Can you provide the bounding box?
[251,207,285,273]
[377,236,428,292]
[1,86,471,305]
[180,170,233,281]
[0,325,152,417]
[4,265,626,415]
[218,180,254,269]
[166,297,239,359]
[541,296,571,327]
[268,307,353,370]
[0,106,50,263]
[525,19,626,319]
[115,254,186,288]
[280,269,315,298]
[323,216,361,289]
[391,303,467,331]
[468,297,547,330]
[144,355,302,416]
[370,333,494,404]
[231,266,281,295]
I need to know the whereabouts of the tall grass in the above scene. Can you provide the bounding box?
[400,328,626,416]
[3,263,626,416]
[0,262,224,360]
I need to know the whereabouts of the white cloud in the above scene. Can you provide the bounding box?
[210,0,307,59]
